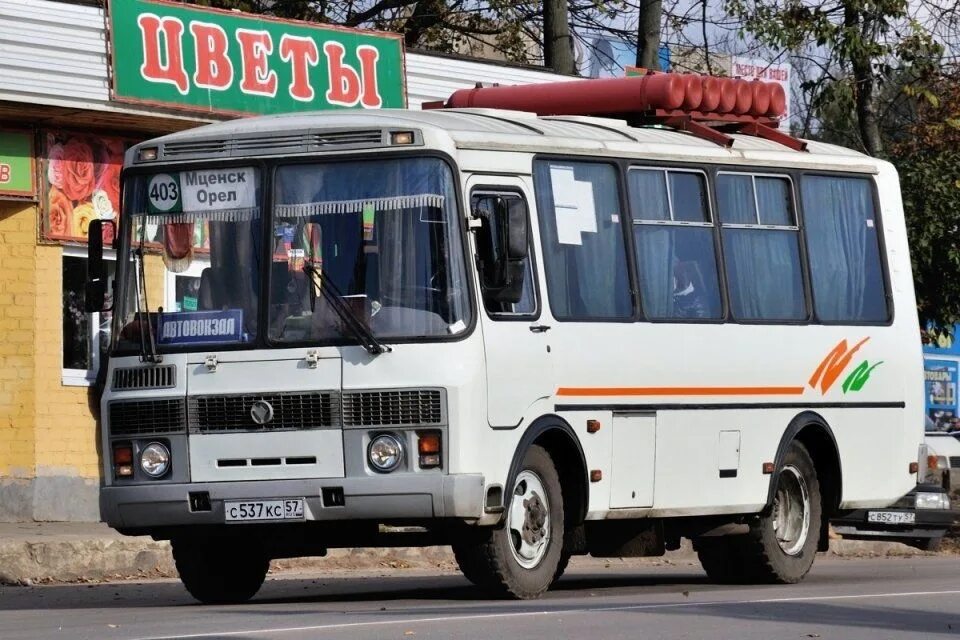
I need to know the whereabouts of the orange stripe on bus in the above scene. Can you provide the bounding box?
[556,386,806,397]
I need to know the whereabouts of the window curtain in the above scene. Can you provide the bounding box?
[717,175,755,224]
[801,176,885,321]
[629,170,674,317]
[534,161,630,319]
[724,229,804,320]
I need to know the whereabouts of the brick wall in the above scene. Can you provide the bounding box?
[0,202,38,482]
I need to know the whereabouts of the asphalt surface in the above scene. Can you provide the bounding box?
[1,556,959,640]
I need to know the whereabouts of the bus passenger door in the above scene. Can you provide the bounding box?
[468,178,553,427]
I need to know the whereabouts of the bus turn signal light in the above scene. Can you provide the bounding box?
[113,444,134,478]
[909,462,919,474]
[418,432,441,468]
[586,419,601,433]
[762,462,775,474]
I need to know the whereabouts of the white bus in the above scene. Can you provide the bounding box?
[86,75,924,603]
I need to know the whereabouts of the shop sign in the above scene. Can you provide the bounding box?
[108,0,406,116]
[0,129,37,199]
[925,358,959,430]
[41,131,133,244]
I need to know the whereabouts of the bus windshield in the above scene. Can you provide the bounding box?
[112,157,470,354]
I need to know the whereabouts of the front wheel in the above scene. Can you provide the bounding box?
[452,445,564,599]
[172,537,270,604]
[698,440,822,584]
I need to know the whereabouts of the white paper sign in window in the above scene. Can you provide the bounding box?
[550,165,597,245]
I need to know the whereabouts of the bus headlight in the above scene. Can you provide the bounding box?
[368,434,404,472]
[915,491,951,510]
[140,442,171,478]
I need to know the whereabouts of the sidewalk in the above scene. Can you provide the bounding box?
[0,522,937,585]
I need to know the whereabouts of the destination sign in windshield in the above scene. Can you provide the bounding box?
[147,168,256,214]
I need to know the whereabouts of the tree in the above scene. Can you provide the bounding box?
[724,0,942,157]
[543,0,576,74]
[889,76,960,330]
[636,0,662,69]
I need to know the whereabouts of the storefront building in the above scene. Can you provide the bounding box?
[0,0,567,521]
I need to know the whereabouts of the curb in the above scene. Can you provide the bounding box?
[0,535,939,585]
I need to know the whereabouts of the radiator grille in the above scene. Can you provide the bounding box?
[112,366,176,391]
[342,389,443,427]
[109,399,186,436]
[189,392,340,432]
[950,456,960,469]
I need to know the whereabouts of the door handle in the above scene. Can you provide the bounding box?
[529,324,551,333]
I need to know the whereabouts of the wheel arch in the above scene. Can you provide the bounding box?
[766,411,842,551]
[505,414,589,526]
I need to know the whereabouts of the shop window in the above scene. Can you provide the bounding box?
[62,249,115,386]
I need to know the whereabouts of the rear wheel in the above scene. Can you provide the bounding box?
[697,440,821,584]
[452,445,564,599]
[172,537,270,604]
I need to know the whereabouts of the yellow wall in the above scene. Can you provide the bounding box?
[34,242,101,480]
[0,201,38,478]
[0,202,102,482]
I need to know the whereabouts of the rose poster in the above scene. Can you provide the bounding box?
[41,131,133,244]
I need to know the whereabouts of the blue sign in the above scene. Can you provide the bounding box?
[157,309,243,346]
[587,36,670,78]
[925,358,958,430]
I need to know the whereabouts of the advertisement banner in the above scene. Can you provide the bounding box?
[925,358,959,431]
[108,0,406,116]
[41,131,135,244]
[0,129,36,198]
[730,56,792,123]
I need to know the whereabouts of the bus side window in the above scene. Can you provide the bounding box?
[471,192,537,316]
[800,176,889,323]
[627,168,722,320]
[717,173,807,322]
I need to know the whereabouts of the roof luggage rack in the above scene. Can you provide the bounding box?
[423,70,806,152]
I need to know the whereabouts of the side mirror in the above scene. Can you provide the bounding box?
[84,219,114,313]
[504,201,528,261]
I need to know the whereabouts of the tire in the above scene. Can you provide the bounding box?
[694,537,749,584]
[919,537,942,552]
[697,440,821,584]
[552,551,572,585]
[172,537,270,604]
[451,445,565,599]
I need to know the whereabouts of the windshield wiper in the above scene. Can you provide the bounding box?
[302,263,391,355]
[133,233,162,363]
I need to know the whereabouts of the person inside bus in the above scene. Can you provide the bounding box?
[672,259,710,319]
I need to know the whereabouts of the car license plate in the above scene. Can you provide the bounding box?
[866,511,916,525]
[225,498,305,522]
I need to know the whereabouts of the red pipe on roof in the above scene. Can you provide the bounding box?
[443,74,688,115]
[435,73,788,120]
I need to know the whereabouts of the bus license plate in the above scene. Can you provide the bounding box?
[225,499,305,522]
[866,511,915,525]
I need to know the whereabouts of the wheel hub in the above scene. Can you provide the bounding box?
[772,464,811,556]
[508,470,551,569]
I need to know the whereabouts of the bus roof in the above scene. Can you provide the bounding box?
[136,109,882,174]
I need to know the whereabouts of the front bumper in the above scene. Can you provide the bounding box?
[831,486,956,543]
[101,473,485,529]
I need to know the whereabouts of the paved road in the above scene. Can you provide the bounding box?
[2,556,959,640]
